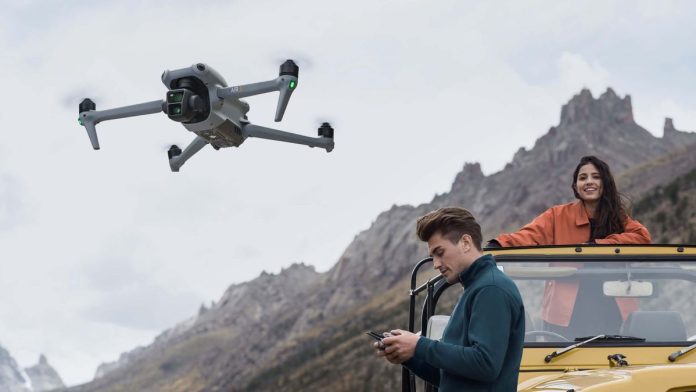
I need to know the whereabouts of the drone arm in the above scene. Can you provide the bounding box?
[217,79,279,100]
[79,99,164,150]
[217,75,297,122]
[168,136,208,172]
[84,100,164,122]
[241,123,334,152]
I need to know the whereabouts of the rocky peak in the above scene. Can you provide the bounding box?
[0,344,28,392]
[94,346,146,380]
[445,87,689,236]
[450,162,485,194]
[24,354,65,392]
[665,117,676,133]
[662,117,696,149]
[277,263,317,280]
[216,263,320,308]
[503,87,673,178]
[559,88,634,127]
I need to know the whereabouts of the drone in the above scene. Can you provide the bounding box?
[78,60,334,172]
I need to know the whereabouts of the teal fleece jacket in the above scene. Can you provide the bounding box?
[403,254,525,391]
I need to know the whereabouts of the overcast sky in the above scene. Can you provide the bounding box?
[1,0,696,386]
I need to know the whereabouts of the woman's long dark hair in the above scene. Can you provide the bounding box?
[571,156,627,239]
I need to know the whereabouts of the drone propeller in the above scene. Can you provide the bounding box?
[268,54,317,122]
[314,115,339,127]
[267,52,315,71]
[316,116,340,131]
[159,142,185,152]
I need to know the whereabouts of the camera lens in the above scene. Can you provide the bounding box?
[169,104,182,115]
[168,91,185,103]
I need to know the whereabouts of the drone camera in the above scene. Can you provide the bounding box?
[168,91,185,103]
[166,89,202,123]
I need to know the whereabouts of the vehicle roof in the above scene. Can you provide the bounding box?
[484,244,696,258]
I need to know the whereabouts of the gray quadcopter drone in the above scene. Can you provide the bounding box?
[78,60,334,172]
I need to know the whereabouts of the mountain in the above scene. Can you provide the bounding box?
[0,345,64,392]
[70,264,325,391]
[0,344,29,392]
[67,88,696,391]
[439,89,695,238]
[618,119,696,200]
[24,355,65,392]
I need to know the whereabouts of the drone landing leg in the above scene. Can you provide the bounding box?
[168,136,208,172]
[242,124,334,152]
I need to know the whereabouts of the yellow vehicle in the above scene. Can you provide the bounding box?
[404,244,696,391]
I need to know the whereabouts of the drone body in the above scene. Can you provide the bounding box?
[78,60,334,172]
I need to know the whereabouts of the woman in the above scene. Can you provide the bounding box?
[492,156,651,338]
[493,155,650,247]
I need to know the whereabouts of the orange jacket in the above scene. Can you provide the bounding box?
[495,201,651,246]
[495,201,651,326]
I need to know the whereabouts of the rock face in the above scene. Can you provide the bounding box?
[0,344,29,392]
[560,88,634,126]
[72,263,325,391]
[663,118,696,149]
[24,355,65,392]
[1,346,64,392]
[68,88,696,392]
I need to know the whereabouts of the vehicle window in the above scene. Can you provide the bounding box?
[499,260,696,343]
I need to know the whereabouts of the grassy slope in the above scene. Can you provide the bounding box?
[632,167,696,244]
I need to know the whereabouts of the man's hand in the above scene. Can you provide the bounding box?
[372,331,390,357]
[377,329,419,364]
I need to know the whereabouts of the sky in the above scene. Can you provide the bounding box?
[1,0,696,386]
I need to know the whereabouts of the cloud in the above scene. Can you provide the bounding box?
[82,281,201,331]
[79,236,203,330]
[0,175,24,231]
[556,52,611,99]
[634,97,696,137]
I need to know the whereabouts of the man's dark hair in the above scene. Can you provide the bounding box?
[571,155,628,239]
[416,207,482,250]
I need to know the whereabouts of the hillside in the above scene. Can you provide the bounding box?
[67,88,696,392]
[633,167,696,244]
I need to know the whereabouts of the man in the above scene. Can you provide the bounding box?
[375,207,525,391]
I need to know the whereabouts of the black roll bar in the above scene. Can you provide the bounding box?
[403,257,453,392]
